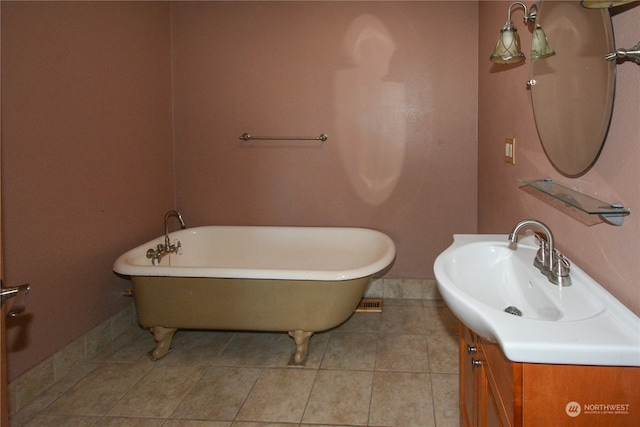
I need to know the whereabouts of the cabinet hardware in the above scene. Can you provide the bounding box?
[467,344,477,354]
[471,358,483,368]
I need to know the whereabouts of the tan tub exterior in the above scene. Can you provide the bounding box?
[133,275,371,364]
[114,225,396,364]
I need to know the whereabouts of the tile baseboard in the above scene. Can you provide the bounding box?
[8,303,140,414]
[365,278,441,301]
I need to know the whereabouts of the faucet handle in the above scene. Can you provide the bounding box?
[552,250,572,287]
[533,233,547,251]
[533,234,549,270]
[174,239,183,255]
[533,232,547,245]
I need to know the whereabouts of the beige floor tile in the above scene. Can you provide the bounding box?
[369,371,436,427]
[44,363,153,416]
[18,362,103,415]
[170,366,261,420]
[427,332,459,374]
[320,332,377,371]
[15,298,461,426]
[23,414,100,426]
[232,423,297,427]
[424,306,460,337]
[215,332,294,367]
[302,370,373,426]
[157,330,235,365]
[380,305,425,334]
[384,298,424,307]
[106,330,159,364]
[167,421,231,427]
[9,411,35,427]
[94,416,166,426]
[91,329,149,363]
[236,368,317,423]
[333,311,381,333]
[375,334,430,372]
[108,365,205,418]
[300,425,352,427]
[431,373,460,427]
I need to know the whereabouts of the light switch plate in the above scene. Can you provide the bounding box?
[504,138,515,164]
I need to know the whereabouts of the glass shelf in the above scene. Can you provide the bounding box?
[519,178,630,226]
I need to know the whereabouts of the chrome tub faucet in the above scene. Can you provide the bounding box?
[508,219,571,287]
[164,210,186,248]
[146,210,186,265]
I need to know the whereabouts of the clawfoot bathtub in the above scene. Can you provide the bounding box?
[113,226,395,365]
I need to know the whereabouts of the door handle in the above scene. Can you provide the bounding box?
[1,283,31,317]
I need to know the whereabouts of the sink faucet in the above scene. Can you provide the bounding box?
[508,219,571,286]
[146,210,186,265]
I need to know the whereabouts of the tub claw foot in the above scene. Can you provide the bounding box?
[288,330,313,366]
[148,326,177,361]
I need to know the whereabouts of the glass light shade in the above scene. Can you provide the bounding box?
[490,23,526,64]
[531,26,556,61]
[581,0,636,8]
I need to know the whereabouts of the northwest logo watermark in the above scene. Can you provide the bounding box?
[566,401,631,417]
[565,402,581,417]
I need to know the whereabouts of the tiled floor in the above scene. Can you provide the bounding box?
[11,299,460,427]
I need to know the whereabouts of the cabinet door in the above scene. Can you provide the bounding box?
[522,363,640,426]
[460,324,482,426]
[485,381,505,427]
[482,337,522,427]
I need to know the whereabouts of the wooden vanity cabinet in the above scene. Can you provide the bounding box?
[459,325,478,426]
[459,323,639,427]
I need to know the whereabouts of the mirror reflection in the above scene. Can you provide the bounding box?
[531,1,615,177]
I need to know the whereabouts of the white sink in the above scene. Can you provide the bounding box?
[433,234,640,366]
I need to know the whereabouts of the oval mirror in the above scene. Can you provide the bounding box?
[531,1,615,177]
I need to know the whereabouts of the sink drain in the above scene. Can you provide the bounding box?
[504,306,523,316]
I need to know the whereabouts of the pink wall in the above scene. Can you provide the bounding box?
[9,0,636,384]
[1,2,174,380]
[171,1,479,278]
[478,1,640,316]
[2,1,640,384]
[2,0,478,381]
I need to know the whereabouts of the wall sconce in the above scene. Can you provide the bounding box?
[582,0,640,65]
[490,2,555,64]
